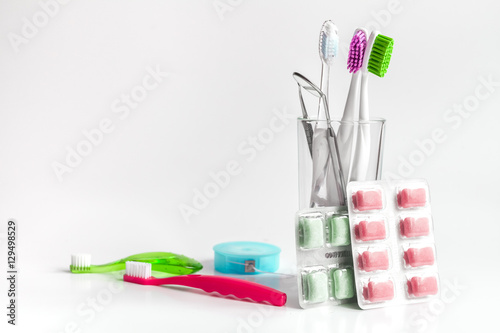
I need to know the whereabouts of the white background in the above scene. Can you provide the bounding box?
[0,0,499,332]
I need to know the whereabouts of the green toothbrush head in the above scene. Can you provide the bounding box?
[367,34,394,78]
[70,254,92,273]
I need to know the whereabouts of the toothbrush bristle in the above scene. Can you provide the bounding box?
[70,254,91,271]
[347,30,367,73]
[319,21,339,65]
[125,261,152,279]
[367,34,394,78]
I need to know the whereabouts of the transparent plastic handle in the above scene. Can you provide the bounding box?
[70,252,203,275]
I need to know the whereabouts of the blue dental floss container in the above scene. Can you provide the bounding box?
[213,241,281,275]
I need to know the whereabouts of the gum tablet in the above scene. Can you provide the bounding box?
[355,220,386,241]
[303,270,329,303]
[404,247,435,267]
[358,250,390,272]
[407,276,438,297]
[362,280,394,303]
[397,188,426,208]
[332,268,355,300]
[352,189,383,211]
[328,215,351,246]
[400,217,430,238]
[299,215,324,249]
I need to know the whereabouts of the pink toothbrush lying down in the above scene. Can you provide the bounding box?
[124,261,287,307]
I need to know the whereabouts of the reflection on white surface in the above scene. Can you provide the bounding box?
[70,273,93,290]
[2,260,488,332]
[293,301,444,333]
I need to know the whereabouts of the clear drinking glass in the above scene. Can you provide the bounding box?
[298,118,386,209]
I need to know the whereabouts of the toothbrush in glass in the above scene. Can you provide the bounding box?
[316,20,338,118]
[70,252,203,275]
[309,21,345,207]
[124,262,287,307]
[351,31,393,181]
[337,28,368,183]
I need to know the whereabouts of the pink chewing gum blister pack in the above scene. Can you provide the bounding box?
[346,179,439,310]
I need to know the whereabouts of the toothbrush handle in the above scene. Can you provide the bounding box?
[341,72,362,123]
[360,72,369,120]
[317,64,331,119]
[133,275,287,307]
[337,72,362,183]
[351,72,371,181]
[77,262,123,273]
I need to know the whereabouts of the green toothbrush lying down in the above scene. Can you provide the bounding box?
[70,252,203,275]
